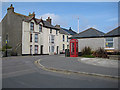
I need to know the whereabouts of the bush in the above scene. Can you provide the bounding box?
[11,50,17,56]
[82,55,95,58]
[2,45,12,51]
[81,46,92,55]
[93,48,108,58]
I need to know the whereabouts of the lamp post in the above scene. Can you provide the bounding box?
[6,34,8,57]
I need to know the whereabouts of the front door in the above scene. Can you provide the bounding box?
[57,46,59,54]
[41,45,43,55]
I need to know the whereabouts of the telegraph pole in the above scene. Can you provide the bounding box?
[78,17,79,33]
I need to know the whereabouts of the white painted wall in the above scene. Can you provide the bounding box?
[22,20,41,54]
[22,19,60,55]
[59,34,71,53]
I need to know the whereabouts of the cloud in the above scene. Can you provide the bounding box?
[107,18,118,22]
[37,13,68,27]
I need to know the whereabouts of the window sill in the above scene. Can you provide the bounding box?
[104,48,114,50]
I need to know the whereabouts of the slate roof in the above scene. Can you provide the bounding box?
[104,26,120,37]
[62,28,77,35]
[60,29,70,35]
[14,12,59,30]
[70,28,105,39]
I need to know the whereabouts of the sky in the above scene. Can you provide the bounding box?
[1,2,118,33]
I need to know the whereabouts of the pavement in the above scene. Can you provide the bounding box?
[78,57,118,68]
[37,55,119,78]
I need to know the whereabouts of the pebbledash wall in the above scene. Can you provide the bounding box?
[78,38,105,52]
[78,37,120,52]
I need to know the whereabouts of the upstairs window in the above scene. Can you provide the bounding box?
[30,34,32,42]
[105,38,113,48]
[35,34,38,43]
[56,30,58,35]
[30,22,34,31]
[39,24,42,32]
[63,35,65,42]
[67,36,68,42]
[51,35,55,43]
[50,29,52,33]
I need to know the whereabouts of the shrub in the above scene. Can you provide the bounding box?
[81,46,92,55]
[93,48,108,58]
[2,45,12,51]
[11,50,17,56]
[82,55,95,58]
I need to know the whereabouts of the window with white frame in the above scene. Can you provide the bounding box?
[67,45,69,49]
[51,35,55,43]
[39,24,42,32]
[51,46,54,52]
[30,22,34,31]
[30,34,32,42]
[35,34,38,43]
[49,46,50,52]
[63,44,65,51]
[30,45,32,54]
[105,38,113,48]
[63,35,65,42]
[56,30,58,35]
[67,36,68,42]
[35,45,38,54]
[50,28,52,33]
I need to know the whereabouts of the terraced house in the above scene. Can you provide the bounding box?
[55,25,76,53]
[1,4,62,55]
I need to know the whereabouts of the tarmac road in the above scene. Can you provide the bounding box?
[2,55,118,88]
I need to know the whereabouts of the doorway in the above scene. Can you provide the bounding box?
[41,45,43,55]
[57,46,59,54]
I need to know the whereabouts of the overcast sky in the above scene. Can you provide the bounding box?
[1,2,119,33]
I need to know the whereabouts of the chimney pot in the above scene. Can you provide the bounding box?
[7,4,14,13]
[46,17,52,24]
[55,25,60,28]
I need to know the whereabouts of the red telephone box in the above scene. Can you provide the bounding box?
[70,39,78,57]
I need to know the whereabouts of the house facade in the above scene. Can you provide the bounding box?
[55,25,76,53]
[1,4,60,55]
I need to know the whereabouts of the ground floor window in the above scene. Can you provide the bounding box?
[67,45,69,49]
[105,38,113,48]
[35,45,38,54]
[49,46,50,52]
[30,45,32,54]
[63,44,65,51]
[51,46,54,52]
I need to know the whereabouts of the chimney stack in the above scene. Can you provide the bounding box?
[7,4,14,13]
[29,12,35,17]
[55,24,60,28]
[46,17,52,24]
[69,27,72,30]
